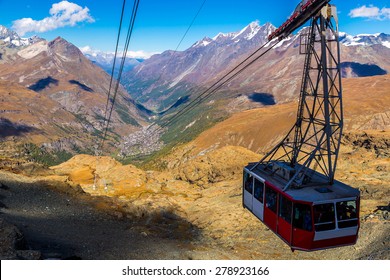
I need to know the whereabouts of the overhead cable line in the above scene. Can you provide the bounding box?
[151,0,208,111]
[148,40,272,132]
[99,0,141,152]
[93,0,131,188]
[154,39,280,133]
[102,0,128,132]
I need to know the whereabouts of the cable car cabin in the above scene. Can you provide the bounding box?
[243,162,360,251]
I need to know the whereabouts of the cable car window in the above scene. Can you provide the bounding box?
[313,203,336,231]
[244,172,253,194]
[265,187,277,213]
[336,200,358,228]
[279,195,292,223]
[293,203,312,231]
[254,179,264,203]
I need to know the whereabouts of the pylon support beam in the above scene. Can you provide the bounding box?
[251,5,343,190]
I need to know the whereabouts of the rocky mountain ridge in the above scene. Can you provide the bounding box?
[340,32,390,48]
[0,27,148,158]
[0,25,42,47]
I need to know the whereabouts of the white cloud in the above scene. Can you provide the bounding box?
[79,45,93,53]
[80,46,159,60]
[12,1,94,36]
[126,50,159,59]
[349,5,390,20]
[381,7,390,19]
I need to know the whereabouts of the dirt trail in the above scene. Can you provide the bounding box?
[0,171,195,260]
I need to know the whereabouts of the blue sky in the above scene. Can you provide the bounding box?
[1,0,390,57]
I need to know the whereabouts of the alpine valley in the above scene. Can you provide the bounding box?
[120,21,390,157]
[1,22,389,161]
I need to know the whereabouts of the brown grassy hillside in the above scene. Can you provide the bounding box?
[0,81,80,143]
[161,75,390,157]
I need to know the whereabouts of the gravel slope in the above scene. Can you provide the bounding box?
[0,171,195,260]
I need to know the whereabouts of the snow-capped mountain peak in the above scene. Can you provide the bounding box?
[0,25,42,47]
[80,46,116,63]
[80,46,142,74]
[212,32,236,41]
[199,22,275,46]
[192,37,213,48]
[233,21,261,41]
[0,25,19,40]
[340,32,390,48]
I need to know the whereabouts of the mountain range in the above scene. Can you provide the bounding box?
[122,21,390,113]
[340,32,390,48]
[0,21,389,161]
[0,26,147,160]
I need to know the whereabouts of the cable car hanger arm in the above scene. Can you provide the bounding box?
[268,0,331,41]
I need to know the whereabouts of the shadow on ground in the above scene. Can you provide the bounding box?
[69,80,94,92]
[28,76,59,92]
[341,62,387,78]
[0,118,38,139]
[248,92,276,105]
[0,174,201,259]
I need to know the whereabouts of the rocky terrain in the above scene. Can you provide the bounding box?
[0,169,197,259]
[1,129,388,260]
[1,73,388,259]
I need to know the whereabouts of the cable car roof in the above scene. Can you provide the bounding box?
[245,162,359,203]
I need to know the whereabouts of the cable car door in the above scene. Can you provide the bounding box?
[243,171,253,210]
[252,177,265,221]
[277,195,293,243]
[264,185,278,232]
[292,202,314,250]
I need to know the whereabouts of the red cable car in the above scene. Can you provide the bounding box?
[244,1,360,251]
[243,163,360,251]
